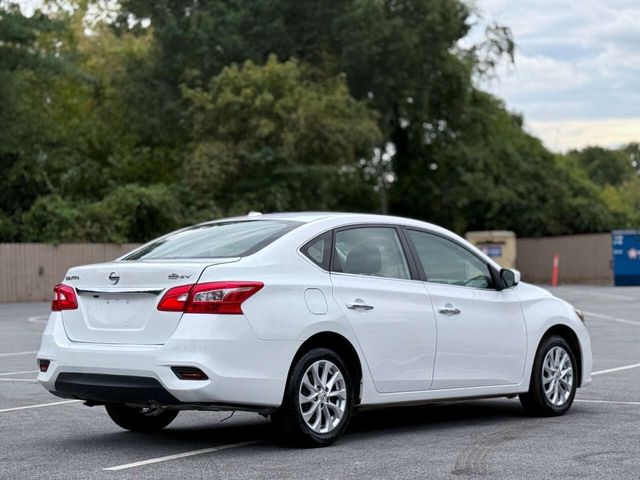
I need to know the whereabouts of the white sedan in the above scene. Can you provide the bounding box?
[37,212,592,446]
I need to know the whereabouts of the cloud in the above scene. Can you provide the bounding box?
[529,118,640,152]
[469,0,640,150]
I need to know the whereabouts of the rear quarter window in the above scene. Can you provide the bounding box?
[301,231,333,270]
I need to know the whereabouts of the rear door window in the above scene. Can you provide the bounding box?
[332,227,410,280]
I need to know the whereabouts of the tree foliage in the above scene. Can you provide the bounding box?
[0,0,638,243]
[182,55,381,214]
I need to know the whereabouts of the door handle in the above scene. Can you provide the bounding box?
[347,301,374,311]
[438,303,461,315]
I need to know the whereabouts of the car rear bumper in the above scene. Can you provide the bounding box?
[37,312,301,409]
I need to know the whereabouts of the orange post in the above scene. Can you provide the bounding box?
[551,253,560,287]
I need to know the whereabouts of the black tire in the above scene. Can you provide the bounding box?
[271,348,354,447]
[520,335,578,416]
[105,404,179,432]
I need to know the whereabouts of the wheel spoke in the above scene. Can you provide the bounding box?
[326,401,343,420]
[326,370,341,391]
[320,361,329,386]
[311,362,323,388]
[545,379,555,395]
[559,354,569,369]
[559,376,572,388]
[301,375,317,393]
[299,391,319,405]
[552,381,559,404]
[322,404,332,429]
[329,388,347,399]
[310,407,322,431]
[302,400,320,422]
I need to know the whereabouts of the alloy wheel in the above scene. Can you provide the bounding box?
[542,346,574,406]
[298,360,347,434]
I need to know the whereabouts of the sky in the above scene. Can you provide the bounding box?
[468,0,640,151]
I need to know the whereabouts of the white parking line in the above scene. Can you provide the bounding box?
[0,350,37,357]
[103,440,262,471]
[576,399,640,406]
[0,400,81,413]
[584,311,640,326]
[0,370,38,376]
[0,378,37,383]
[557,287,635,301]
[27,315,49,324]
[592,362,640,376]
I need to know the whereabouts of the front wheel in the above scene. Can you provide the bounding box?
[105,403,179,432]
[520,335,578,416]
[271,348,354,447]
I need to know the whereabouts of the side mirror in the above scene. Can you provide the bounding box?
[499,268,521,289]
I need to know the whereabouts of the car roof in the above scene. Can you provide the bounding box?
[250,212,502,270]
[220,211,436,226]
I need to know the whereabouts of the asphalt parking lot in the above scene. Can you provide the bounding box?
[1,285,639,479]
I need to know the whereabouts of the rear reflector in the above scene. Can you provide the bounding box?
[52,284,78,311]
[38,359,50,373]
[171,366,208,381]
[158,281,263,314]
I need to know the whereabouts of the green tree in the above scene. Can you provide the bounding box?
[2,1,636,243]
[564,146,635,187]
[0,4,65,238]
[116,0,514,216]
[182,55,381,214]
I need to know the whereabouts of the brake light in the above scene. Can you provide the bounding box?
[157,282,263,314]
[157,284,192,312]
[52,284,78,311]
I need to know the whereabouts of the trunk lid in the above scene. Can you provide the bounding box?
[60,258,239,344]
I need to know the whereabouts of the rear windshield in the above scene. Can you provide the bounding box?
[123,220,301,260]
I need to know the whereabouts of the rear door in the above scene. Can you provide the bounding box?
[405,229,527,389]
[61,259,237,344]
[330,226,437,393]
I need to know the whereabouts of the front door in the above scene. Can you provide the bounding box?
[405,229,527,390]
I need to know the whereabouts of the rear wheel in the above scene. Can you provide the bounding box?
[520,335,577,416]
[105,403,179,432]
[271,348,353,447]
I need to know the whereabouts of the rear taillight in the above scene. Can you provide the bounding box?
[187,282,264,314]
[156,284,192,312]
[157,281,263,315]
[52,284,78,311]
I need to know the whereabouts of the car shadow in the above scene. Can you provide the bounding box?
[53,398,536,452]
[349,399,528,436]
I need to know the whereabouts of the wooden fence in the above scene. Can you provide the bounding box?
[516,233,612,285]
[0,234,614,302]
[0,243,140,303]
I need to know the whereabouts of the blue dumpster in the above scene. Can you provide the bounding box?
[612,230,640,286]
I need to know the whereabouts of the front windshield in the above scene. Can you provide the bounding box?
[123,220,301,260]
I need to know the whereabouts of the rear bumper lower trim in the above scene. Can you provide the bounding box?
[54,373,180,404]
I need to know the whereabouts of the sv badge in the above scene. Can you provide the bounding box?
[168,273,192,280]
